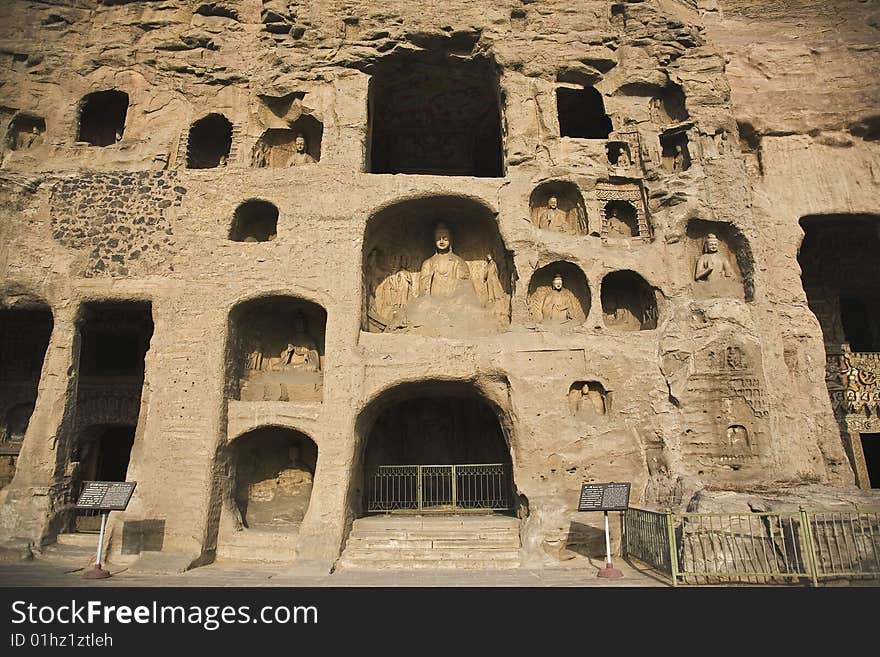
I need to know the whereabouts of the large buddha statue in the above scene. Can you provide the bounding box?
[418,222,472,299]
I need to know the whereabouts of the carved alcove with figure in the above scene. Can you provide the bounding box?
[568,381,611,420]
[529,181,588,236]
[228,297,326,403]
[362,196,513,337]
[527,261,590,328]
[596,183,650,242]
[6,114,45,151]
[227,426,318,530]
[252,116,322,168]
[601,270,658,331]
[687,219,753,302]
[661,129,692,173]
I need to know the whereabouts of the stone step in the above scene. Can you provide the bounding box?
[54,532,100,548]
[215,528,299,563]
[345,536,521,549]
[341,548,521,561]
[338,558,521,570]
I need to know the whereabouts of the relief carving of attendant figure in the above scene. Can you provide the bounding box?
[287,134,316,166]
[694,233,734,284]
[616,144,631,168]
[418,222,472,298]
[538,274,584,325]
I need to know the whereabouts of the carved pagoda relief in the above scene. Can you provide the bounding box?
[527,261,590,328]
[679,334,771,481]
[229,297,326,402]
[595,183,650,242]
[687,219,753,301]
[529,181,588,236]
[362,197,512,336]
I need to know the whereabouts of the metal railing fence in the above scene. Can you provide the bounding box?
[624,507,880,586]
[367,463,512,513]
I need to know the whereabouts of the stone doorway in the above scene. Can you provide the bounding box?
[73,425,135,532]
[359,382,516,515]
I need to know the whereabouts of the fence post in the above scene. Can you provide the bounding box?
[799,508,819,587]
[417,465,422,513]
[451,465,457,510]
[665,509,679,587]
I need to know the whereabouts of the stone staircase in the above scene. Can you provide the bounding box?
[337,514,521,570]
[215,527,300,564]
[38,532,99,566]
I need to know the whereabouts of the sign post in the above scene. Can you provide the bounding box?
[577,481,631,579]
[75,481,137,579]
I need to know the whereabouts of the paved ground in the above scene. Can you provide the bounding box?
[0,554,669,587]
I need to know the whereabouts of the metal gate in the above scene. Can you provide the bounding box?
[367,463,512,513]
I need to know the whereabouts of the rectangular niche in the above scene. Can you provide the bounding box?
[595,182,651,243]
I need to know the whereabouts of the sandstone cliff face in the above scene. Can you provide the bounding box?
[0,0,875,570]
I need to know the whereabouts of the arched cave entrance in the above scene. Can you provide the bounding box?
[229,199,279,242]
[601,270,658,331]
[367,57,504,177]
[227,296,326,403]
[187,113,233,169]
[357,381,517,515]
[78,90,128,146]
[227,426,317,530]
[799,213,880,488]
[0,304,53,491]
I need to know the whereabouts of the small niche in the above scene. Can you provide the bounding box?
[230,200,279,242]
[6,114,45,150]
[529,181,588,235]
[253,116,322,168]
[568,381,610,418]
[688,219,753,301]
[527,261,590,327]
[601,270,658,331]
[187,113,232,169]
[606,141,632,167]
[661,131,691,172]
[557,86,612,139]
[649,83,688,125]
[78,90,129,146]
[604,200,639,238]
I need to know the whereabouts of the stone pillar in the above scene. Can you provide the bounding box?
[0,303,79,557]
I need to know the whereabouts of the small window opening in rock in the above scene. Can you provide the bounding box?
[230,200,278,242]
[367,58,504,177]
[660,83,688,123]
[601,270,657,331]
[78,90,129,147]
[661,131,691,172]
[861,434,880,488]
[6,114,45,150]
[604,200,639,237]
[187,113,233,169]
[556,86,612,139]
[78,301,153,378]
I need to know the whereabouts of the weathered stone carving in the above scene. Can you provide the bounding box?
[287,134,316,166]
[531,273,585,326]
[568,382,609,418]
[530,182,588,236]
[238,307,324,402]
[365,219,510,335]
[826,347,880,433]
[691,229,744,299]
